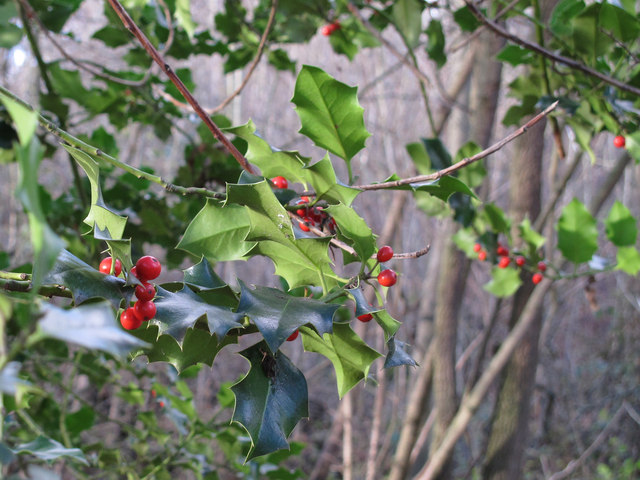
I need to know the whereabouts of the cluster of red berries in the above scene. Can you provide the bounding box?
[613,135,626,149]
[320,21,341,36]
[474,243,546,285]
[120,256,162,330]
[375,245,397,287]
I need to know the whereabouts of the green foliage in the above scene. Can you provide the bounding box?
[556,198,598,263]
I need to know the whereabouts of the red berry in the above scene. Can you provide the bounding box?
[159,401,165,408]
[135,282,156,302]
[498,257,511,269]
[299,221,311,232]
[120,307,142,330]
[496,245,509,257]
[377,269,397,287]
[478,250,487,261]
[357,313,373,322]
[286,330,299,341]
[377,245,394,262]
[473,243,482,253]
[537,261,547,272]
[151,389,157,398]
[99,257,122,276]
[532,273,543,285]
[330,21,341,32]
[271,176,288,189]
[613,135,626,149]
[134,300,156,321]
[135,256,161,281]
[296,208,307,216]
[130,266,138,278]
[515,256,526,267]
[301,196,310,203]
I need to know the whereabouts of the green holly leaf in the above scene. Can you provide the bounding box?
[226,179,339,289]
[292,65,370,163]
[373,310,402,339]
[151,285,243,345]
[455,142,485,188]
[44,250,127,309]
[483,267,522,298]
[425,19,446,67]
[605,201,637,247]
[483,203,510,234]
[177,199,257,262]
[12,437,88,465]
[175,0,196,38]
[326,204,376,261]
[384,337,418,368]
[413,176,476,202]
[63,145,127,240]
[231,341,308,460]
[393,0,423,47]
[616,246,640,275]
[557,198,598,263]
[301,323,381,397]
[182,257,227,289]
[237,282,338,354]
[132,324,237,373]
[304,154,360,206]
[1,89,37,146]
[519,218,546,252]
[38,302,147,356]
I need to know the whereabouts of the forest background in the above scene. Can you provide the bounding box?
[0,0,639,479]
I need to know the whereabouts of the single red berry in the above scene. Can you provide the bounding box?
[496,245,509,257]
[537,261,547,272]
[473,243,482,253]
[120,307,142,330]
[301,196,310,203]
[99,257,122,276]
[498,257,511,268]
[377,245,394,263]
[357,313,373,322]
[532,273,543,285]
[478,250,487,261]
[151,389,157,398]
[296,207,307,216]
[158,400,165,408]
[613,135,626,149]
[515,256,526,267]
[130,266,138,278]
[135,282,156,302]
[377,269,397,287]
[286,330,299,341]
[271,176,288,189]
[135,255,161,281]
[299,221,310,232]
[134,300,156,321]
[320,24,332,36]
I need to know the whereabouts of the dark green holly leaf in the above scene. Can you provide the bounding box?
[605,201,637,247]
[550,0,585,36]
[65,406,95,438]
[133,324,237,373]
[422,138,452,170]
[304,154,360,206]
[483,267,522,298]
[0,3,22,49]
[426,20,446,67]
[292,65,370,163]
[616,246,640,275]
[483,203,510,234]
[453,5,482,32]
[326,204,376,261]
[231,341,308,460]
[177,199,257,262]
[183,257,227,289]
[38,302,147,356]
[12,436,88,465]
[237,282,338,354]
[92,25,130,47]
[43,250,127,308]
[384,337,418,368]
[496,45,536,66]
[556,198,598,263]
[413,176,476,202]
[301,323,381,397]
[349,287,376,318]
[151,285,243,344]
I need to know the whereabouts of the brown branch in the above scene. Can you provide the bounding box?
[1,279,72,298]
[106,0,255,174]
[355,100,559,191]
[464,1,640,97]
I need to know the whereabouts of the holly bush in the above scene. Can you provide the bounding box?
[0,0,639,478]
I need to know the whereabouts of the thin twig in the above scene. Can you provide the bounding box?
[464,1,640,97]
[355,101,559,191]
[106,0,255,173]
[1,279,72,298]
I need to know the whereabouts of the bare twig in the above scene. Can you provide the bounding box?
[464,1,640,97]
[355,101,559,191]
[106,0,255,174]
[1,279,72,298]
[343,393,354,480]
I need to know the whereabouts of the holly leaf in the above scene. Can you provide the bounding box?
[292,65,370,163]
[557,198,598,263]
[304,154,360,206]
[616,246,640,275]
[44,250,127,308]
[483,267,522,298]
[393,0,422,47]
[412,176,476,202]
[301,323,381,397]
[605,201,637,247]
[483,203,510,234]
[519,218,546,252]
[151,285,243,345]
[132,324,237,373]
[1,88,37,146]
[226,179,339,289]
[326,204,376,261]
[384,337,418,368]
[38,302,147,356]
[178,199,257,262]
[373,310,402,339]
[237,282,338,354]
[231,341,308,460]
[183,257,227,289]
[12,437,88,465]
